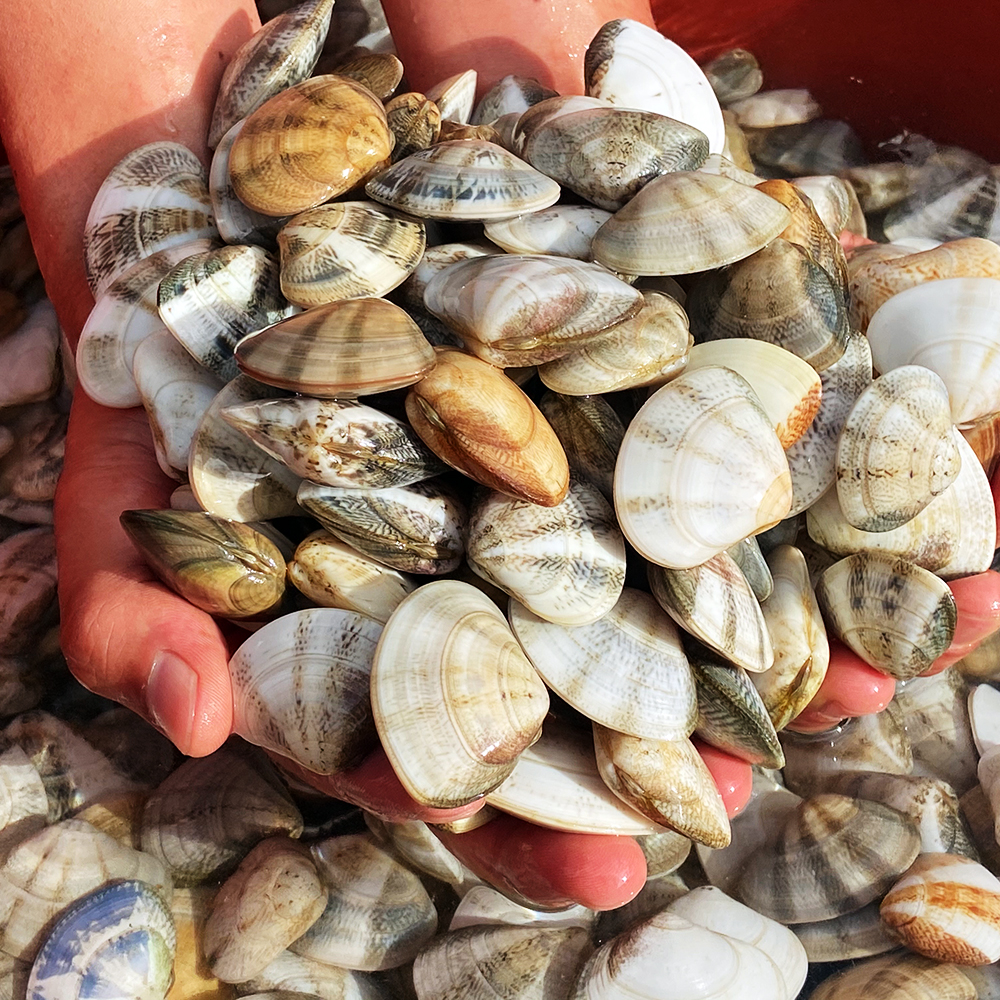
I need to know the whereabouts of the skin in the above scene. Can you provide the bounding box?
[1,0,998,909]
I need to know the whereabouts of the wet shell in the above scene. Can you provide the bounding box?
[83,142,217,297]
[371,580,549,808]
[397,239,495,314]
[880,853,1000,965]
[701,48,763,104]
[235,297,435,397]
[405,348,569,506]
[26,879,176,1000]
[385,92,442,163]
[237,949,377,998]
[508,587,697,741]
[591,171,790,276]
[0,745,47,862]
[119,509,286,618]
[277,201,425,306]
[484,205,612,259]
[365,140,560,221]
[330,51,404,101]
[466,478,627,626]
[472,75,560,126]
[229,75,392,217]
[809,952,977,1000]
[425,69,478,124]
[792,903,897,963]
[208,0,335,148]
[229,608,381,774]
[614,366,792,570]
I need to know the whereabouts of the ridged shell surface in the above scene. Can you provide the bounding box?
[809,952,976,1000]
[385,92,441,163]
[484,205,611,259]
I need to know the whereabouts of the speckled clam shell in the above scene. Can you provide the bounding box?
[807,431,994,580]
[157,243,292,381]
[26,879,176,1000]
[235,297,434,397]
[371,580,549,809]
[615,366,791,570]
[277,201,425,307]
[836,366,961,532]
[229,608,381,774]
[484,204,612,259]
[880,853,1000,965]
[203,837,327,983]
[0,818,170,961]
[735,793,921,924]
[786,331,873,517]
[221,397,444,490]
[423,254,642,368]
[229,75,392,217]
[538,291,691,396]
[83,142,217,298]
[585,19,725,154]
[140,743,302,886]
[466,478,626,626]
[385,92,442,163]
[537,392,624,503]
[591,171,790,276]
[237,949,377,999]
[119,509,286,619]
[297,477,465,575]
[396,239,494,314]
[0,745,46,862]
[286,530,415,623]
[508,587,696,741]
[792,903,897,963]
[472,74,559,126]
[365,140,560,221]
[487,716,664,835]
[330,51,403,100]
[702,48,763,104]
[866,276,1000,424]
[425,69,478,124]
[753,544,829,731]
[413,923,593,1000]
[208,0,334,147]
[76,239,216,409]
[188,375,302,522]
[648,551,773,674]
[522,107,709,211]
[809,952,977,1000]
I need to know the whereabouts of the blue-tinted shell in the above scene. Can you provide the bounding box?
[27,879,175,1000]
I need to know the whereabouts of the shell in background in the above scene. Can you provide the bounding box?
[329,51,403,100]
[371,580,549,808]
[235,949,379,999]
[472,74,559,125]
[425,69,477,123]
[791,903,897,963]
[466,478,626,626]
[701,48,763,104]
[365,140,560,221]
[615,366,791,570]
[728,89,820,128]
[83,142,217,297]
[0,745,46,862]
[591,171,790,276]
[208,0,335,147]
[809,952,977,1000]
[229,608,381,774]
[508,587,697,742]
[585,19,725,154]
[745,118,866,177]
[277,201,425,307]
[385,92,441,163]
[484,205,612,259]
[229,75,392,217]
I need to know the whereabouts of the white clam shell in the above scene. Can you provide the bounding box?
[0,745,47,863]
[236,948,378,999]
[727,89,820,128]
[969,683,1000,754]
[448,884,595,932]
[485,204,612,259]
[425,69,477,124]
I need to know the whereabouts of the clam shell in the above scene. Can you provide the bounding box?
[329,51,403,101]
[371,580,549,808]
[466,478,627,627]
[835,366,961,532]
[385,92,442,163]
[791,903,897,963]
[229,75,392,217]
[229,608,381,774]
[277,201,425,307]
[365,815,478,892]
[793,174,865,238]
[236,949,377,999]
[702,48,763,104]
[472,75,559,126]
[745,118,865,177]
[880,852,1000,965]
[809,952,977,1000]
[729,89,820,128]
[585,19,725,154]
[365,140,560,221]
[591,171,790,276]
[0,745,46,862]
[484,204,612,259]
[235,297,434,397]
[508,587,697,741]
[83,142,217,297]
[614,366,792,570]
[208,0,335,147]
[425,69,477,124]
[397,239,494,314]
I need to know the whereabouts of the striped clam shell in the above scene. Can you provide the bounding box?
[809,952,977,1000]
[791,903,897,963]
[484,204,612,259]
[472,74,559,125]
[425,69,478,124]
[385,91,442,163]
[328,51,404,101]
[702,48,763,104]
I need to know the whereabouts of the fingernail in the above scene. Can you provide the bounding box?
[146,652,199,754]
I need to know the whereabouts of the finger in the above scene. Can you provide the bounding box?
[693,738,753,817]
[788,639,896,733]
[840,231,877,253]
[992,463,1000,546]
[55,392,233,757]
[924,570,1000,674]
[436,813,647,910]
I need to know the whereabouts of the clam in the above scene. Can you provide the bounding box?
[466,478,626,627]
[236,949,379,999]
[809,952,977,1000]
[397,239,494,314]
[512,96,614,153]
[229,75,392,217]
[0,298,61,409]
[168,885,237,1000]
[365,815,479,892]
[472,74,559,125]
[208,0,335,147]
[728,89,820,128]
[425,69,478,124]
[484,204,612,259]
[791,903,897,963]
[119,509,287,619]
[745,118,866,176]
[405,348,570,506]
[365,140,560,221]
[591,171,791,276]
[385,92,442,162]
[0,745,46,862]
[371,580,549,808]
[701,48,763,104]
[276,201,425,307]
[229,608,381,774]
[614,366,792,570]
[329,51,404,100]
[793,173,866,238]
[585,18,725,154]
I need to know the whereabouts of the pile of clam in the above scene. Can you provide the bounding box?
[5,0,1000,996]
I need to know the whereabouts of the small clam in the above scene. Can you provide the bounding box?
[329,51,404,100]
[809,952,977,1000]
[425,69,478,124]
[793,173,866,238]
[701,48,763,104]
[472,74,559,125]
[385,92,442,162]
[729,89,821,128]
[484,204,612,259]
